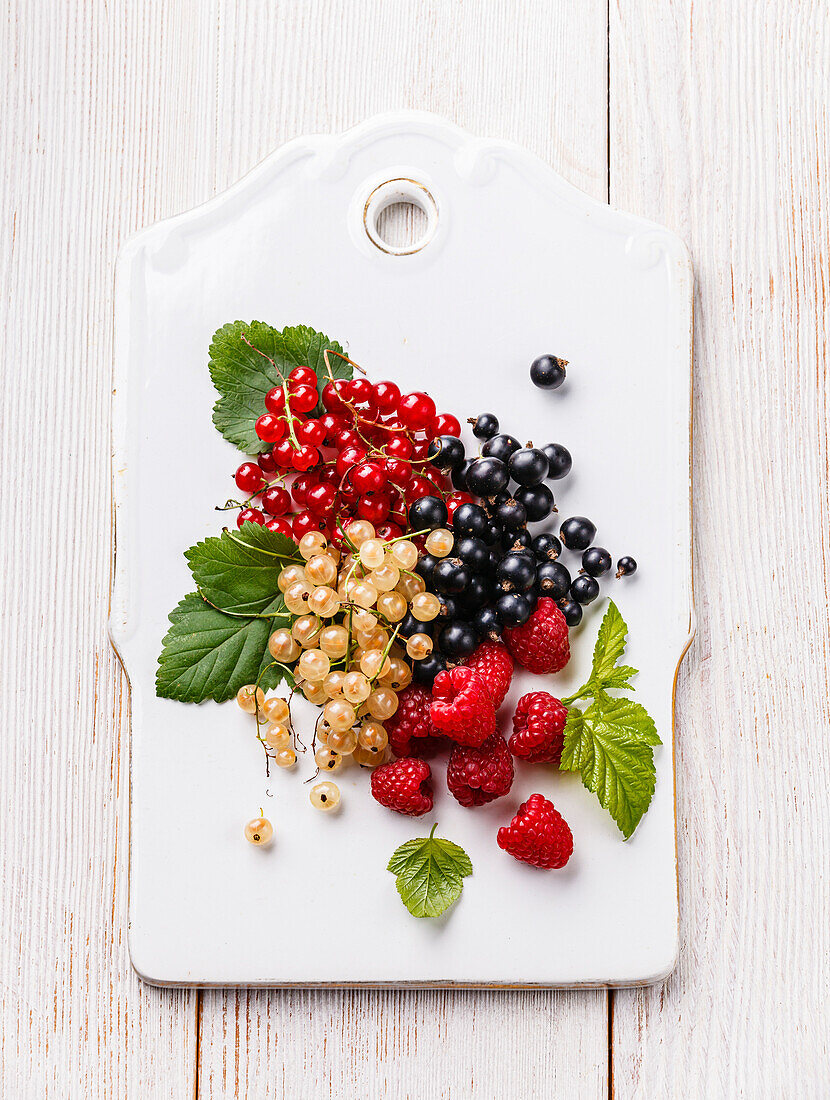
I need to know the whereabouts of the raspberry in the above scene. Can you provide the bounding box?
[386,685,445,759]
[463,642,514,708]
[446,733,514,807]
[497,793,573,869]
[430,667,496,747]
[510,692,568,764]
[503,597,570,675]
[370,758,434,817]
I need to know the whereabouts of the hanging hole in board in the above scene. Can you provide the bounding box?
[363,179,439,256]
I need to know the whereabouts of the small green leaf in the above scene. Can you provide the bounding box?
[387,827,473,918]
[599,665,638,691]
[156,593,274,703]
[590,600,628,684]
[185,523,300,617]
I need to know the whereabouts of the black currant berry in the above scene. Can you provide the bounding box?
[436,594,460,621]
[532,532,561,561]
[399,610,432,639]
[451,460,472,492]
[500,528,532,553]
[570,574,600,605]
[470,412,499,440]
[559,515,597,551]
[581,546,612,577]
[428,435,465,471]
[516,483,555,522]
[464,456,509,497]
[438,621,479,658]
[530,354,567,390]
[482,433,521,463]
[457,574,492,611]
[496,553,537,592]
[473,605,503,639]
[616,556,638,578]
[536,560,571,599]
[542,442,572,480]
[495,497,528,530]
[482,520,503,546]
[409,495,448,530]
[508,446,549,487]
[455,536,490,571]
[451,503,489,539]
[558,598,583,627]
[414,553,438,584]
[433,557,470,595]
[412,652,447,685]
[496,592,532,627]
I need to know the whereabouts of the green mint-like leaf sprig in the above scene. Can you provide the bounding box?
[387,825,473,918]
[559,601,661,840]
[209,321,348,453]
[156,523,302,703]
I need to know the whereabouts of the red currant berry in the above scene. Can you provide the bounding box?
[349,378,375,406]
[446,491,474,520]
[264,386,287,414]
[397,391,436,432]
[333,428,363,451]
[272,440,296,467]
[320,413,346,443]
[258,451,279,476]
[289,365,317,388]
[357,492,391,524]
[292,445,320,471]
[431,413,461,437]
[292,510,322,539]
[297,418,326,447]
[235,462,264,494]
[321,380,350,413]
[291,473,317,506]
[262,485,290,516]
[375,521,404,541]
[351,462,387,494]
[383,457,413,486]
[318,465,340,486]
[385,435,414,460]
[305,482,336,517]
[237,507,265,527]
[264,516,293,536]
[255,413,287,443]
[373,380,401,414]
[406,476,437,501]
[335,445,366,477]
[289,385,319,414]
[410,439,431,461]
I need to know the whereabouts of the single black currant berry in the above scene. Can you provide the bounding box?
[495,497,528,530]
[438,621,479,658]
[412,652,447,685]
[581,546,612,578]
[455,536,490,571]
[500,528,532,553]
[464,456,510,497]
[451,459,472,491]
[436,594,460,621]
[470,412,500,440]
[399,610,432,639]
[427,435,465,471]
[542,442,572,480]
[508,446,549,487]
[496,553,537,593]
[530,354,567,390]
[451,502,489,539]
[559,515,597,551]
[496,592,532,627]
[558,598,583,627]
[570,574,600,605]
[616,556,638,578]
[532,532,562,561]
[409,495,448,530]
[516,483,555,522]
[473,605,503,639]
[433,557,471,595]
[536,560,571,599]
[414,553,439,584]
[457,574,492,611]
[482,433,521,464]
[482,519,503,546]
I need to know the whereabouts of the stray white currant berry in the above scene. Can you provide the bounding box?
[425,528,454,557]
[263,696,290,724]
[274,747,297,768]
[309,781,341,812]
[244,815,274,845]
[314,747,344,771]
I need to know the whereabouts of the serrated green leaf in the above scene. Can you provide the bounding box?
[208,320,346,451]
[561,697,660,839]
[185,523,300,617]
[156,593,273,703]
[600,665,638,690]
[387,829,473,918]
[590,600,628,683]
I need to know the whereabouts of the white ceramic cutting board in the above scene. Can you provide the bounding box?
[111,111,693,987]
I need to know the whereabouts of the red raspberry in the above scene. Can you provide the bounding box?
[446,733,514,807]
[370,758,433,817]
[497,793,573,869]
[430,667,496,747]
[510,692,568,764]
[503,597,570,675]
[463,642,514,708]
[386,685,445,758]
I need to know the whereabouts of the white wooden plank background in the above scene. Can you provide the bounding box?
[1,0,828,1096]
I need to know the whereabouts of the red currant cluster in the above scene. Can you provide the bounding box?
[231,364,466,544]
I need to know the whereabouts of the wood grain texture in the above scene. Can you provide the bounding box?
[609,2,830,1095]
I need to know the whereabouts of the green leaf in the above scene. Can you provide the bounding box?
[208,321,346,451]
[560,696,661,838]
[590,600,628,684]
[156,593,274,703]
[387,827,473,918]
[600,665,638,691]
[185,523,300,617]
